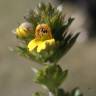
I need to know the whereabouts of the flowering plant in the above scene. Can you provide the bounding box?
[14,2,83,96]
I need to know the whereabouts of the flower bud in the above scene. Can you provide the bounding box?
[16,22,33,38]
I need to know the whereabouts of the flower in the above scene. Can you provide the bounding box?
[16,22,33,38]
[28,38,55,53]
[28,23,55,53]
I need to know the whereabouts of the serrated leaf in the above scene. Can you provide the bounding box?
[34,64,68,91]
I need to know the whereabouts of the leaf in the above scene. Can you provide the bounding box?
[34,64,68,91]
[63,17,74,31]
[16,46,28,57]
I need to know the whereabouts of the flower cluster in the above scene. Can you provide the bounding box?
[15,2,79,64]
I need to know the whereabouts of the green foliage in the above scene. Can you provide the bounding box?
[34,64,68,92]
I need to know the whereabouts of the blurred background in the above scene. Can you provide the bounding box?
[0,0,96,96]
